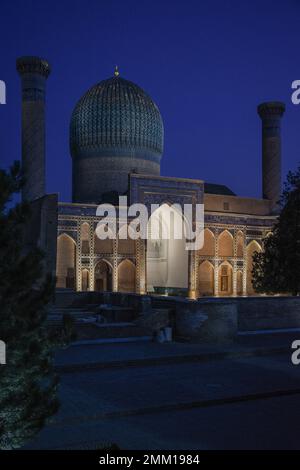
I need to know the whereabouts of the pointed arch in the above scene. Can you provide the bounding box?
[218,261,233,296]
[94,259,112,291]
[56,233,76,289]
[118,259,136,293]
[198,260,214,296]
[146,203,188,292]
[198,228,215,257]
[218,230,234,257]
[246,240,262,295]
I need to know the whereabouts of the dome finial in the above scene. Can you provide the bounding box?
[114,65,119,77]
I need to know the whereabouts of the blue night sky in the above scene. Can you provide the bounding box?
[0,0,300,201]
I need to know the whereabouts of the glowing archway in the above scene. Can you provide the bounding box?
[218,230,234,257]
[218,261,233,296]
[94,259,113,291]
[118,259,136,293]
[198,260,214,296]
[146,203,188,294]
[198,228,215,257]
[56,234,76,289]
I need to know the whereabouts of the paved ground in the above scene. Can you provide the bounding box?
[25,333,300,450]
[55,331,292,370]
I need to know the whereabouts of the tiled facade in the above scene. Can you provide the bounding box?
[56,175,275,298]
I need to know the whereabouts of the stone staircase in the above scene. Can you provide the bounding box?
[47,304,152,344]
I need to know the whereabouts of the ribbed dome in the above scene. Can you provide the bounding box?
[70,76,164,161]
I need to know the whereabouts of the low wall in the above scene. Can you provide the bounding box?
[54,289,151,314]
[175,299,237,343]
[54,290,300,339]
[236,297,300,331]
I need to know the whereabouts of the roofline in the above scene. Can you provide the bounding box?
[129,173,204,184]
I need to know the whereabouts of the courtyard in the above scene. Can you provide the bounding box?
[25,332,300,450]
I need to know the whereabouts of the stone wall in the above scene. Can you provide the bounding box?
[204,193,272,215]
[23,193,58,279]
[236,297,300,331]
[54,290,300,339]
[174,299,237,343]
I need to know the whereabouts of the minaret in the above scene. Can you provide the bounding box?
[16,56,51,202]
[257,101,285,213]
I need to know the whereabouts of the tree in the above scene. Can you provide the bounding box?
[0,162,59,449]
[252,166,300,295]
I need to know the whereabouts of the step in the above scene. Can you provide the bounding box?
[47,313,98,326]
[99,306,135,322]
[71,336,152,346]
[48,308,94,314]
[72,321,150,341]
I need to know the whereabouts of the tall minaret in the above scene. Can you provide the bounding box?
[16,56,51,202]
[257,101,285,213]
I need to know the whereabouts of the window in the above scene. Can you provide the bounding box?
[223,202,229,211]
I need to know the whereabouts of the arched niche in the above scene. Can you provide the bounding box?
[146,203,188,294]
[198,260,214,296]
[218,230,234,257]
[218,261,233,296]
[198,228,215,257]
[118,259,136,293]
[94,259,113,291]
[56,234,76,289]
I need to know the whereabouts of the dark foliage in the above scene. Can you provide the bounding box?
[0,162,59,449]
[252,167,300,295]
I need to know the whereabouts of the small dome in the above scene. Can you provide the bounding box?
[70,75,164,161]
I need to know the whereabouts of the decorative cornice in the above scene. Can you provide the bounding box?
[16,56,51,78]
[257,101,285,118]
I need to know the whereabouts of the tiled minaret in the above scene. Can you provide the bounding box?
[257,101,285,213]
[17,56,51,202]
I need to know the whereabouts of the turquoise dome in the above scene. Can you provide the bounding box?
[70,75,164,162]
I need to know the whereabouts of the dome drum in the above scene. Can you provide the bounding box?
[70,75,164,203]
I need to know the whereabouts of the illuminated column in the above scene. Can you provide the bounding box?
[188,249,197,299]
[17,56,50,202]
[243,232,248,296]
[194,250,199,299]
[89,222,95,291]
[113,239,118,292]
[257,102,285,213]
[232,262,237,297]
[214,228,219,296]
[136,238,147,294]
[76,221,82,292]
[232,229,237,296]
[144,240,148,294]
